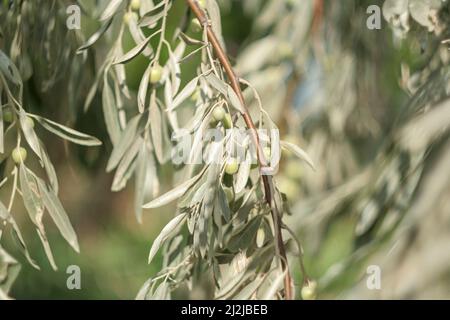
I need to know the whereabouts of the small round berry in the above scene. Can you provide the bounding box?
[212,107,225,122]
[12,147,27,164]
[190,18,202,33]
[225,158,239,175]
[123,12,138,25]
[149,65,163,84]
[301,280,317,300]
[130,0,140,11]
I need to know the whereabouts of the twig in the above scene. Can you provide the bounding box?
[185,0,293,299]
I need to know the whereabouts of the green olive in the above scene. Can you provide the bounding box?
[3,109,14,123]
[301,280,317,300]
[149,65,163,84]
[190,18,202,33]
[12,147,27,164]
[130,0,140,11]
[212,107,225,122]
[225,157,239,175]
[123,12,137,25]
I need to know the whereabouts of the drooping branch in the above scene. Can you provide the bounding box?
[186,0,293,299]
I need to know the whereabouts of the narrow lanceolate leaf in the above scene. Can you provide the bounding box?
[262,270,286,300]
[149,93,164,163]
[148,213,186,264]
[36,228,58,271]
[227,86,245,113]
[77,19,113,53]
[107,114,142,172]
[169,77,199,111]
[143,169,206,209]
[19,110,42,161]
[100,0,124,21]
[138,1,172,27]
[111,137,142,192]
[36,180,79,253]
[33,115,102,146]
[205,73,227,95]
[205,0,226,51]
[168,43,184,95]
[280,140,316,171]
[113,36,153,65]
[138,65,152,113]
[134,143,148,224]
[0,201,40,270]
[0,50,22,85]
[102,74,122,145]
[235,152,251,193]
[0,244,21,296]
[39,143,59,193]
[228,216,262,252]
[216,187,231,222]
[19,165,44,226]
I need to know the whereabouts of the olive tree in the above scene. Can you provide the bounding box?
[1,0,450,300]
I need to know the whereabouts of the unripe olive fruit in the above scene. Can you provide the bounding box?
[212,107,225,122]
[225,157,239,175]
[301,280,317,300]
[190,18,202,33]
[123,12,137,25]
[223,113,232,129]
[3,109,14,123]
[12,147,27,164]
[149,65,163,84]
[130,0,140,11]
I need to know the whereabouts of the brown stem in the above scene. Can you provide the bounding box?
[186,0,293,299]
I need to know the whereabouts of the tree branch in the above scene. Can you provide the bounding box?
[185,0,293,299]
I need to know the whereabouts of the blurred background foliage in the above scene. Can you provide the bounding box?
[1,0,449,299]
